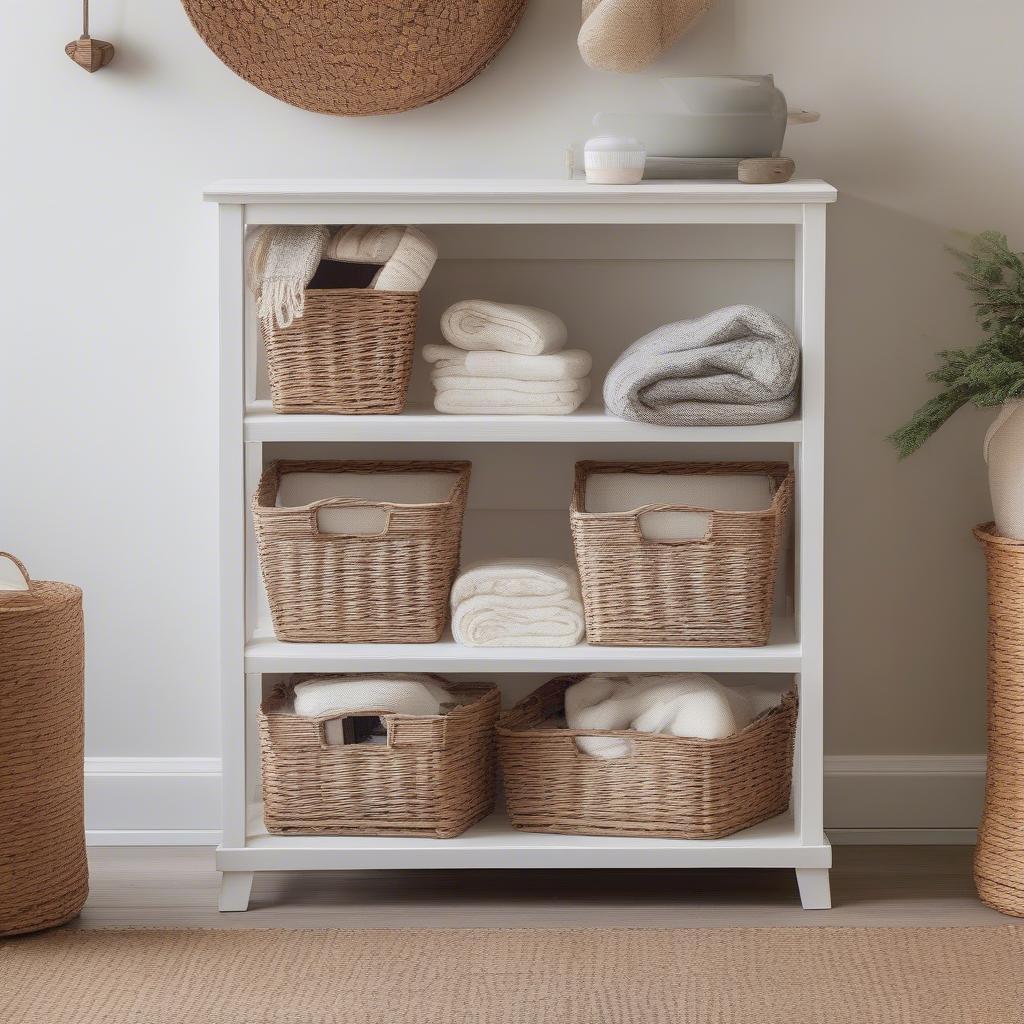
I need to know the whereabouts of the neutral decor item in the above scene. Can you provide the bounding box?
[253,460,471,643]
[325,226,438,293]
[260,676,499,837]
[247,225,331,331]
[66,1,114,72]
[571,461,792,646]
[181,0,527,116]
[206,179,836,911]
[583,136,646,185]
[594,110,786,159]
[499,675,796,838]
[603,304,800,426]
[565,673,785,756]
[5,926,1024,1024]
[0,554,87,937]
[739,156,796,184]
[891,233,1024,538]
[451,559,585,647]
[660,74,788,116]
[973,524,1024,916]
[441,300,568,355]
[578,0,715,73]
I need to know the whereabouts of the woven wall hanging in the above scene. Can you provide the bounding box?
[181,1,528,116]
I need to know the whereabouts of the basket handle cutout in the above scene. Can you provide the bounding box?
[317,713,388,749]
[636,508,713,544]
[312,504,392,538]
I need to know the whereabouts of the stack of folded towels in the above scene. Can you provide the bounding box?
[451,559,585,647]
[564,673,785,757]
[293,674,453,745]
[424,300,592,415]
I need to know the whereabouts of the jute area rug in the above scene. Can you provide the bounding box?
[2,926,1022,1023]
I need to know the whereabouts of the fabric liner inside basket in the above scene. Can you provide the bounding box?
[277,471,462,536]
[584,472,775,541]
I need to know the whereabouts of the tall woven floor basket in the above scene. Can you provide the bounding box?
[974,524,1024,916]
[0,554,87,936]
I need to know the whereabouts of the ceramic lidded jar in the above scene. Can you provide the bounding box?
[584,136,646,185]
[984,399,1024,539]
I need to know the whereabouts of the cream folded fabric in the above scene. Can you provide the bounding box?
[434,380,590,415]
[451,559,585,647]
[325,225,437,292]
[423,344,592,381]
[293,674,453,745]
[441,301,568,355]
[432,375,587,395]
[564,673,784,758]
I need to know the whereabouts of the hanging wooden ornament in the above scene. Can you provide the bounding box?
[66,0,115,73]
[180,0,528,117]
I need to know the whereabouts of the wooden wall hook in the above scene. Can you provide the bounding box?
[66,1,114,72]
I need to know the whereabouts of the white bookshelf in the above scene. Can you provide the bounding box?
[207,178,837,913]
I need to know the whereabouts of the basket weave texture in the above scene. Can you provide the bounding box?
[262,289,419,415]
[497,675,797,840]
[570,461,793,647]
[254,460,471,643]
[0,554,87,936]
[181,0,528,116]
[974,523,1024,917]
[260,676,500,837]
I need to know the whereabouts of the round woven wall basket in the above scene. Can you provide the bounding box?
[0,554,87,937]
[181,0,528,116]
[974,524,1024,917]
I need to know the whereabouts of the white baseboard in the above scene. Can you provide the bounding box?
[84,755,986,847]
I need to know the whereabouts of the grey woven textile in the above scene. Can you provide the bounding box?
[603,305,800,426]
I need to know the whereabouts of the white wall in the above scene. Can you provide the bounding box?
[4,1,1022,833]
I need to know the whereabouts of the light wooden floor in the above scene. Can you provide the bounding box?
[75,846,1011,929]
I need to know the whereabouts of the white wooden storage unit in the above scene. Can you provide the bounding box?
[206,178,837,912]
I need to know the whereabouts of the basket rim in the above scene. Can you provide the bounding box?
[294,287,422,300]
[974,521,1024,548]
[497,674,797,748]
[570,461,794,519]
[254,459,472,514]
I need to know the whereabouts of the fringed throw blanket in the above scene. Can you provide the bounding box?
[603,304,800,426]
[247,225,330,331]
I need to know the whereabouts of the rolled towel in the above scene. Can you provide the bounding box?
[423,344,592,382]
[293,674,452,745]
[565,673,776,758]
[451,559,584,647]
[434,380,590,416]
[442,300,568,355]
[603,304,800,426]
[325,225,437,292]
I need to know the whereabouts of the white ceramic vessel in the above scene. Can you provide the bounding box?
[984,399,1024,539]
[583,135,646,184]
[660,75,788,117]
[592,111,785,159]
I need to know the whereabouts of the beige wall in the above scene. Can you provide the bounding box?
[3,0,1020,761]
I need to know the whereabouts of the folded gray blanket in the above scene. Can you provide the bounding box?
[603,305,800,426]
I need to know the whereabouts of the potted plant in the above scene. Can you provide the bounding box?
[890,231,1024,538]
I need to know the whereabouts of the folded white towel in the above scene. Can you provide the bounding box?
[451,559,585,647]
[293,674,453,745]
[434,380,590,416]
[564,673,782,758]
[441,301,568,355]
[325,225,437,292]
[423,344,592,382]
[432,375,587,395]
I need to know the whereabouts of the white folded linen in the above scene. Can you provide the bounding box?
[325,225,437,292]
[434,380,590,416]
[441,301,568,355]
[423,344,592,381]
[293,674,453,745]
[432,375,587,394]
[451,559,585,647]
[564,673,784,758]
[584,472,775,541]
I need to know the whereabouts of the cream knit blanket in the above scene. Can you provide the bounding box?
[326,225,437,292]
[247,225,329,331]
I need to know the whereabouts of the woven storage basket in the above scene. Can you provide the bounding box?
[570,461,793,646]
[260,676,500,837]
[262,289,419,415]
[498,675,797,840]
[974,524,1024,917]
[254,460,471,643]
[0,554,87,936]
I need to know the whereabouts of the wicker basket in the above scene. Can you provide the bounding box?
[262,289,419,414]
[498,675,797,840]
[254,460,471,643]
[260,676,500,837]
[974,524,1024,917]
[0,554,87,936]
[570,461,793,646]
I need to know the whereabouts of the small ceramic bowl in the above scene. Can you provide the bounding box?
[584,135,646,184]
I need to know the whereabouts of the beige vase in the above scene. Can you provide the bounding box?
[984,399,1024,539]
